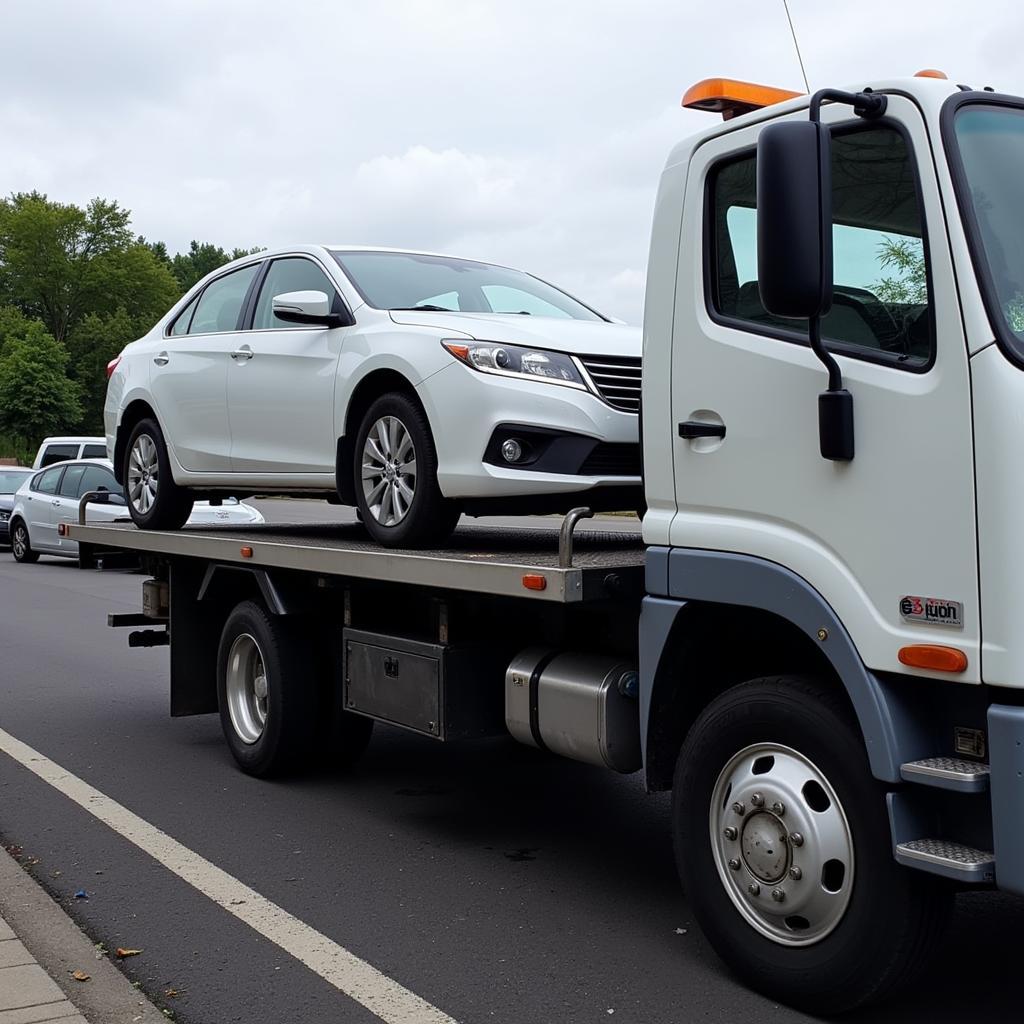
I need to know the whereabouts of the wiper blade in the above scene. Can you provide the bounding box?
[390,305,456,312]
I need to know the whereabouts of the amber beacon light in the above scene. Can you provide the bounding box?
[682,78,803,120]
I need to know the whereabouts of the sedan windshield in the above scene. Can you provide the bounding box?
[0,469,30,493]
[951,104,1024,351]
[331,251,605,321]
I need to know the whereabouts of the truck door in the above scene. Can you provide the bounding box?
[670,96,980,678]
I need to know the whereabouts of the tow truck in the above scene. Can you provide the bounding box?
[65,71,1024,1013]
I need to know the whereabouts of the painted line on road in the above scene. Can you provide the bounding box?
[0,726,458,1024]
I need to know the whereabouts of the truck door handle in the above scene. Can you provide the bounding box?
[678,420,726,439]
[153,352,169,366]
[231,346,254,361]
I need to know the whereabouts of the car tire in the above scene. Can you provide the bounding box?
[353,392,460,548]
[672,675,951,1015]
[10,520,39,564]
[217,601,318,778]
[123,417,194,530]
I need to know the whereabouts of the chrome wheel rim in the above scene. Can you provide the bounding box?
[710,742,854,946]
[127,434,159,515]
[12,525,26,559]
[361,416,417,527]
[225,633,269,744]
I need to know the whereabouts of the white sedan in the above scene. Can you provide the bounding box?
[104,247,641,547]
[8,459,263,564]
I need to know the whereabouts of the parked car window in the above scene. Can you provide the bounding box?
[169,293,200,336]
[78,465,122,498]
[253,258,339,330]
[709,125,933,366]
[58,464,87,497]
[482,284,574,318]
[39,443,80,467]
[331,250,605,321]
[82,444,107,459]
[34,466,64,495]
[188,264,260,335]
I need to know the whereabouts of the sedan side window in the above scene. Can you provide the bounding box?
[252,258,339,330]
[34,466,64,494]
[78,465,122,498]
[58,465,87,497]
[189,264,260,335]
[169,293,199,336]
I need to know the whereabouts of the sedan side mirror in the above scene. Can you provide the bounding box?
[272,290,347,328]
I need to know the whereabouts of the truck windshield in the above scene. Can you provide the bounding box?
[330,250,605,321]
[951,104,1024,354]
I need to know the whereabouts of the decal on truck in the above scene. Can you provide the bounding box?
[899,595,963,629]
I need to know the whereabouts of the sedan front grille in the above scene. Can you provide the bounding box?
[578,355,642,413]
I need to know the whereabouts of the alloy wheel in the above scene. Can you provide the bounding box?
[709,742,855,946]
[12,525,27,559]
[127,433,159,515]
[225,633,269,744]
[361,415,417,526]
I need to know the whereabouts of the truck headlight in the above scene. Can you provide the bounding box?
[442,340,587,391]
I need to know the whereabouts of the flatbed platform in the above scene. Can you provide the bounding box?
[67,520,645,603]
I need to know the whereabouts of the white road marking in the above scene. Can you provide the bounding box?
[0,726,458,1024]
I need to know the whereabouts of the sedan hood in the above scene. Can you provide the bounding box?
[388,311,640,357]
[0,495,14,513]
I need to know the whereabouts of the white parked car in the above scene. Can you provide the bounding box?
[104,247,642,546]
[8,459,264,564]
[32,436,108,469]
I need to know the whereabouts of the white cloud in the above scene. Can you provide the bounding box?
[3,0,1024,323]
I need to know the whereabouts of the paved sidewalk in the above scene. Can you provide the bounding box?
[0,913,87,1024]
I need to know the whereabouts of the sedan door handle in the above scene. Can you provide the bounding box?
[230,346,254,361]
[678,420,726,439]
[153,352,169,366]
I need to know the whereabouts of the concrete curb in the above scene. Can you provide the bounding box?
[0,850,165,1024]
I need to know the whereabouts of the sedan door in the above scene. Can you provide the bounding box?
[22,465,65,552]
[148,262,262,473]
[227,256,346,474]
[53,464,126,551]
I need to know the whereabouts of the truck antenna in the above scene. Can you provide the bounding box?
[782,0,811,94]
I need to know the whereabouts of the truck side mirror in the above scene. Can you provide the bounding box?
[756,121,833,319]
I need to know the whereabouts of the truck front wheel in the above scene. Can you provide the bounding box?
[673,675,950,1014]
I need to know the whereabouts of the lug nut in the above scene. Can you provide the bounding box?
[728,858,741,871]
[732,801,745,815]
[723,826,738,841]
[750,792,764,808]
[748,882,761,896]
[771,888,786,903]
[789,866,802,881]
[789,832,804,848]
[771,801,785,816]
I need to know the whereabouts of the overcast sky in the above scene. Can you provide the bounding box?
[3,0,1023,323]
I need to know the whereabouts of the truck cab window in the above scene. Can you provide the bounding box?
[709,125,933,367]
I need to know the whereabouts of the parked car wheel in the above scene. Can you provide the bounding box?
[10,519,39,564]
[672,675,951,1014]
[123,418,194,530]
[353,392,460,547]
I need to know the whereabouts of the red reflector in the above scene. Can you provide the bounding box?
[898,644,968,673]
[522,574,546,591]
[58,523,68,536]
[240,546,254,559]
[106,354,122,379]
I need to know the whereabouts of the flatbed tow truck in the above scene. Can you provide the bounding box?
[63,71,1024,1013]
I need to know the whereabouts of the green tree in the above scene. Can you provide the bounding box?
[0,332,81,446]
[168,240,262,292]
[873,237,927,305]
[66,308,140,432]
[0,192,179,343]
[0,305,52,360]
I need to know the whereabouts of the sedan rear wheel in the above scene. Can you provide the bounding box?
[123,418,194,530]
[10,520,38,564]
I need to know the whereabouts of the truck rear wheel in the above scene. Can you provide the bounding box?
[216,601,318,777]
[672,675,950,1014]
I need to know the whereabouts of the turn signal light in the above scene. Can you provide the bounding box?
[240,546,254,559]
[683,78,803,120]
[898,644,968,673]
[522,574,547,591]
[106,354,122,379]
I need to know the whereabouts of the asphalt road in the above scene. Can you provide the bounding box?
[0,502,1021,1023]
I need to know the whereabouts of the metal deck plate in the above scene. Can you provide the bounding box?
[67,521,645,603]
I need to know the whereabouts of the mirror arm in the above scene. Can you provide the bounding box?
[809,88,887,123]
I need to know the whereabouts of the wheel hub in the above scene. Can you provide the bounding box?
[741,811,790,883]
[361,416,417,527]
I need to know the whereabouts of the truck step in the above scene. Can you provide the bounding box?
[895,838,995,883]
[900,756,990,792]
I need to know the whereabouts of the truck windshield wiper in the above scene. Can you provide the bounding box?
[390,305,456,312]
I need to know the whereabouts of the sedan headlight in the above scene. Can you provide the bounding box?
[0,511,9,523]
[442,340,587,391]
